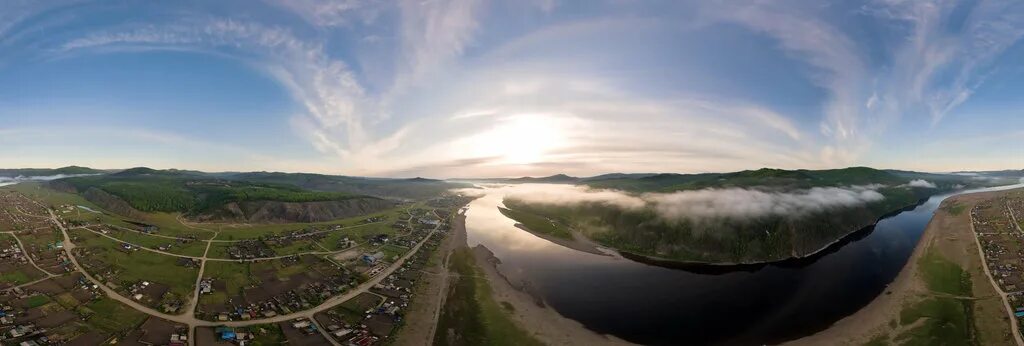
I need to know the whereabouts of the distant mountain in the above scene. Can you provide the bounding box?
[487,167,995,192]
[506,174,579,183]
[950,169,1024,179]
[0,165,106,177]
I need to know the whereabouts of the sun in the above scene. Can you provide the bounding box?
[467,113,566,165]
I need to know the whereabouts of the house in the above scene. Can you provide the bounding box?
[215,326,236,341]
[361,252,385,265]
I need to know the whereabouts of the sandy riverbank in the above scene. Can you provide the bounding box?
[786,190,1018,345]
[455,211,632,345]
[511,223,611,257]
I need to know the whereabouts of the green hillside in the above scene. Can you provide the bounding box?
[226,171,469,200]
[584,167,954,192]
[52,168,367,215]
[0,165,105,177]
[497,167,985,264]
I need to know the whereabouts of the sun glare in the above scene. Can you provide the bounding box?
[468,113,566,165]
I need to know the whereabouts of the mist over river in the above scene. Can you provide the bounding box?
[463,183,1024,345]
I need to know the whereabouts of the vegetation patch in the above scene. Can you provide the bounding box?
[918,249,971,296]
[434,248,542,346]
[498,206,572,240]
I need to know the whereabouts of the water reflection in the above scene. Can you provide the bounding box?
[463,183,1023,345]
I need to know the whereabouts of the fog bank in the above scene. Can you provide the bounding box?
[469,183,889,221]
[0,174,95,187]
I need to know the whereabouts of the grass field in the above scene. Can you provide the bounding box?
[71,228,199,299]
[81,297,148,333]
[498,207,572,240]
[94,227,207,257]
[379,244,409,262]
[0,233,47,285]
[889,249,975,345]
[340,292,383,313]
[209,207,408,241]
[434,248,543,346]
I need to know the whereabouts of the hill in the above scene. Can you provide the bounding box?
[224,171,468,200]
[0,166,106,177]
[497,167,996,264]
[49,168,394,223]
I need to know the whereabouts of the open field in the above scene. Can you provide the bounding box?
[433,246,544,346]
[196,254,359,321]
[85,225,208,257]
[69,227,199,313]
[498,206,572,240]
[0,232,48,287]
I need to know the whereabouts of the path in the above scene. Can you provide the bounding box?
[78,225,360,262]
[47,206,442,345]
[970,204,1024,346]
[2,231,59,277]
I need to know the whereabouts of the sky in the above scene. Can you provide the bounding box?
[1,0,1023,178]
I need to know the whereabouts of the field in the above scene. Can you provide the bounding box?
[0,232,48,286]
[498,206,572,240]
[888,249,976,344]
[69,228,199,309]
[0,272,155,344]
[87,225,208,257]
[196,254,356,320]
[433,247,542,346]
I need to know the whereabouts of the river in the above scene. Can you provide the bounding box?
[462,183,1023,345]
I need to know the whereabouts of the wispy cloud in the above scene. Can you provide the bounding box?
[2,1,1022,176]
[865,0,1024,123]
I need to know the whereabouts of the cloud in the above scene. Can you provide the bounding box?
[52,19,415,170]
[905,179,937,188]
[699,2,871,167]
[645,187,885,220]
[264,0,363,27]
[504,184,647,210]
[499,183,886,222]
[396,0,481,89]
[864,0,1024,123]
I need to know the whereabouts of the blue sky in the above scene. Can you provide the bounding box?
[1,0,1022,177]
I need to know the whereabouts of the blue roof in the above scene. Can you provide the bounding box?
[221,331,236,340]
[1015,311,1024,318]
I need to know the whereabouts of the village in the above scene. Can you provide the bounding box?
[0,185,472,346]
[972,193,1024,332]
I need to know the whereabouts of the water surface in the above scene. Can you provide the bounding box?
[464,184,1022,345]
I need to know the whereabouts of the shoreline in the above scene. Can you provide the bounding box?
[532,197,930,271]
[458,209,634,345]
[784,189,1017,345]
[511,223,611,257]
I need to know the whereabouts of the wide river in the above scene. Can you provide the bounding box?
[463,183,1023,345]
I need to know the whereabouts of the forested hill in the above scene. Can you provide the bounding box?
[47,168,394,222]
[587,167,954,191]
[481,167,1017,192]
[0,166,106,177]
[224,171,470,201]
[495,167,1016,265]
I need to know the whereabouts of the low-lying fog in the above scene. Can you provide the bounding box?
[0,174,94,187]
[455,181,937,222]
